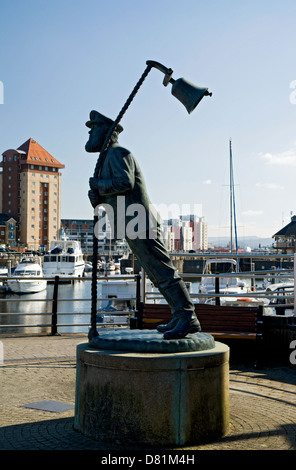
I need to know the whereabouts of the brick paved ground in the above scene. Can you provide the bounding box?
[0,333,295,451]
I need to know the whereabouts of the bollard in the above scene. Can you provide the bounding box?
[50,275,60,336]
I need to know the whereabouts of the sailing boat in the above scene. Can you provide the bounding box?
[199,140,251,302]
[229,139,238,254]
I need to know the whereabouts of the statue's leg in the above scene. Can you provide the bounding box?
[126,231,201,338]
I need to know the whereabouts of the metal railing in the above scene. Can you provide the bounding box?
[0,252,295,334]
[0,274,141,335]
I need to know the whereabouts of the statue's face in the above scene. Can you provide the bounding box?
[85,124,108,153]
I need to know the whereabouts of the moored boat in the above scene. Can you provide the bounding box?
[43,238,85,279]
[199,258,251,303]
[7,255,47,294]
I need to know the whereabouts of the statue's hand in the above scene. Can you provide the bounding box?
[89,177,99,191]
[88,189,100,208]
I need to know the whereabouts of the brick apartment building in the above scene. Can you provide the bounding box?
[0,138,64,250]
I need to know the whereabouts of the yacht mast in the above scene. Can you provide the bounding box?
[229,139,238,255]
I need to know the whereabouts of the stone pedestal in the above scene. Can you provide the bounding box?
[74,330,229,447]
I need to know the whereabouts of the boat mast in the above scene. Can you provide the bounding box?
[230,139,233,253]
[229,139,238,256]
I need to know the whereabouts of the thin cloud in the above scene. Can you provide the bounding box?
[242,210,263,216]
[260,149,296,166]
[256,183,284,190]
[203,179,212,185]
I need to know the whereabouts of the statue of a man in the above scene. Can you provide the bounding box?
[86,110,201,339]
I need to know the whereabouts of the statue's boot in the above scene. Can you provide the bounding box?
[157,316,179,333]
[155,280,194,334]
[163,311,201,340]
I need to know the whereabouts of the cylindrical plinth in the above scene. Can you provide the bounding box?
[74,331,229,447]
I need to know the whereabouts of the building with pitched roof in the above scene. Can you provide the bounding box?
[0,138,65,250]
[273,215,296,253]
[0,214,17,246]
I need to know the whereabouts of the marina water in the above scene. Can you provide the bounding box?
[0,277,257,335]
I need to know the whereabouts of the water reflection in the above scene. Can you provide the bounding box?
[0,279,93,335]
[0,278,201,335]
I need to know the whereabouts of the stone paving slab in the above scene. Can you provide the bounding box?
[0,333,295,451]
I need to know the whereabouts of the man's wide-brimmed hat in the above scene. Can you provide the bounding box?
[85,110,123,133]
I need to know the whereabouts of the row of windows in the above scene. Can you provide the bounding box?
[31,216,57,221]
[31,225,57,229]
[3,155,15,161]
[30,156,56,164]
[30,164,57,172]
[6,165,58,173]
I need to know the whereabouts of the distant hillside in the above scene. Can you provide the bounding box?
[208,236,273,249]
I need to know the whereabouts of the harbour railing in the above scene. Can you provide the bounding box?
[0,252,295,334]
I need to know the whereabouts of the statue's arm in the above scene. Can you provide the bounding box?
[90,150,135,196]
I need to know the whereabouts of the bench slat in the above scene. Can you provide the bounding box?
[134,302,263,341]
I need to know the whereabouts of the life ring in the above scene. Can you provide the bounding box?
[237,298,253,302]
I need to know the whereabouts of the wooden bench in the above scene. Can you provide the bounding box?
[131,302,264,344]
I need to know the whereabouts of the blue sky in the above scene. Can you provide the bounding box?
[1,0,296,243]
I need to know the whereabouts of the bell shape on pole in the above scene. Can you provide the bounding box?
[170,78,212,114]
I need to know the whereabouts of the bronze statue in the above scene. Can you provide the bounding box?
[86,110,201,339]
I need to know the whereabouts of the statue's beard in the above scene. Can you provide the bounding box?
[85,127,108,153]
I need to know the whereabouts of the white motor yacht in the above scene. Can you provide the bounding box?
[8,256,47,294]
[43,238,85,279]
